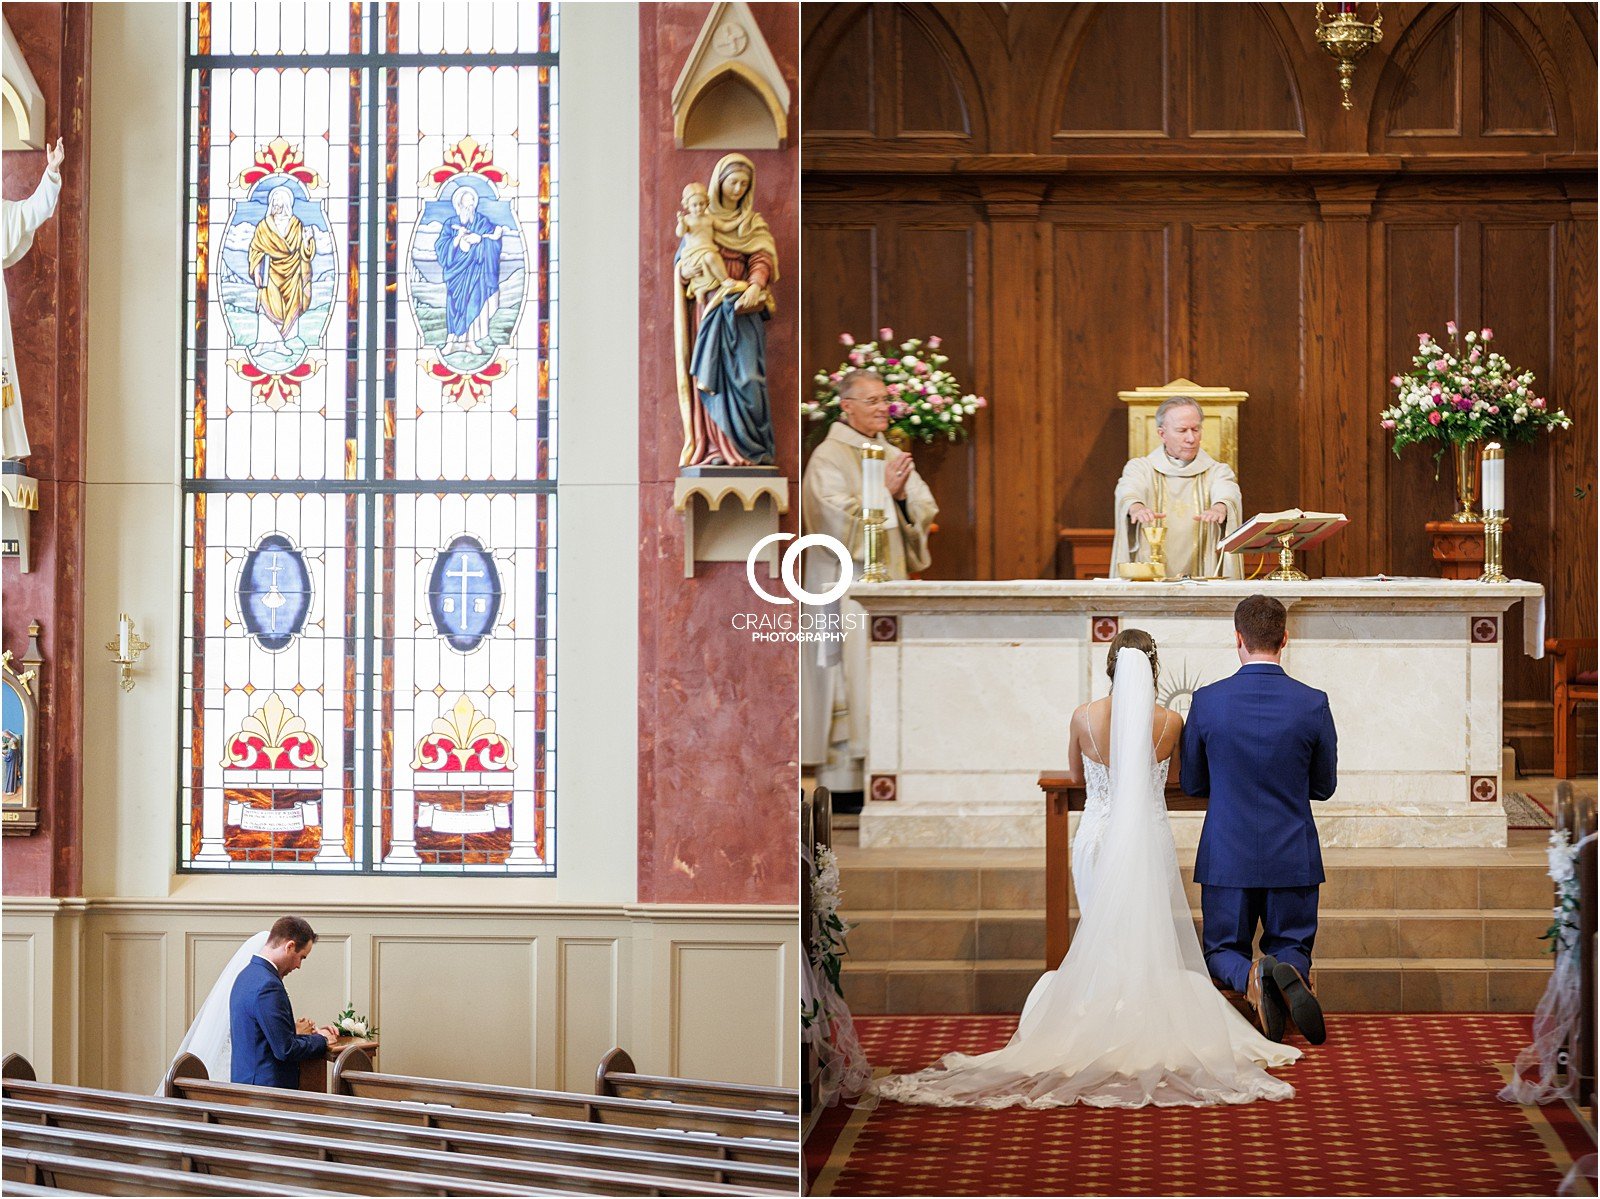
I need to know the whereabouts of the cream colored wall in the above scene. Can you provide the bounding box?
[83,2,641,902]
[3,899,797,1090]
[15,2,801,1097]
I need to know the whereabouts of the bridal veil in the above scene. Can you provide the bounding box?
[158,929,269,1092]
[873,647,1299,1109]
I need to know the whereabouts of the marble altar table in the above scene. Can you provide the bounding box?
[847,579,1544,850]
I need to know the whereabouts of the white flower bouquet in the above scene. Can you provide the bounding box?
[333,1003,377,1039]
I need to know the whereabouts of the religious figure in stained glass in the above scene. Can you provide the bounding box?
[437,186,506,355]
[675,153,778,469]
[221,139,336,384]
[249,186,316,348]
[412,139,525,398]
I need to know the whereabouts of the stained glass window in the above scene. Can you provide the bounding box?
[181,2,558,873]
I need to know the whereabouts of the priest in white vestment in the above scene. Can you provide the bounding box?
[801,369,938,803]
[2,138,64,461]
[1111,395,1243,579]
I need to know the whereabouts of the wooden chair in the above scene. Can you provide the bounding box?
[593,1049,797,1116]
[1546,637,1597,778]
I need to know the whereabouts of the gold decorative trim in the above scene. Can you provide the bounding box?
[1,472,38,513]
[1119,377,1248,473]
[672,476,790,515]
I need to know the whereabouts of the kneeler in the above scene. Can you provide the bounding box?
[1041,772,1315,1035]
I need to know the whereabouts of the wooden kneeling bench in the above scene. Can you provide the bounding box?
[1038,773,1259,1026]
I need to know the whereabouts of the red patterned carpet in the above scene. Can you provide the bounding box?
[807,1014,1594,1196]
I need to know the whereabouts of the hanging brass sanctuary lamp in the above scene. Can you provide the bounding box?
[1314,2,1384,111]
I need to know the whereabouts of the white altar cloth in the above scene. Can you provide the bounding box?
[847,578,1545,850]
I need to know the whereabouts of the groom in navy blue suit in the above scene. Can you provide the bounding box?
[1181,594,1337,1045]
[229,916,339,1087]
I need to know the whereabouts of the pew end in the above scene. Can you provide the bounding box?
[329,1043,376,1096]
[2,1054,37,1082]
[595,1047,638,1097]
[160,1051,209,1099]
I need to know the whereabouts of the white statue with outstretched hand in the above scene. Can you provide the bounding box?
[2,136,64,462]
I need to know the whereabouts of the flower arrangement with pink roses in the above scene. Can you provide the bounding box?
[1381,323,1570,464]
[807,329,987,446]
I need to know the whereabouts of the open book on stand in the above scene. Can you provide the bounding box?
[1218,510,1349,556]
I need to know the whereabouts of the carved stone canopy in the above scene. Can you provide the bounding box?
[672,1,791,150]
[1,19,45,151]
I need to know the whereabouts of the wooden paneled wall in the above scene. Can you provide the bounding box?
[802,2,1597,704]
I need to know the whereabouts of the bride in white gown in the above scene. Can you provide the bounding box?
[873,635,1300,1110]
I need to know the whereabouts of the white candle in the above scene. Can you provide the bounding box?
[1482,449,1505,514]
[119,615,130,659]
[862,451,886,512]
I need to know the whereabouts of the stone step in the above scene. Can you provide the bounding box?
[840,858,1553,914]
[840,957,1554,1016]
[842,908,1555,965]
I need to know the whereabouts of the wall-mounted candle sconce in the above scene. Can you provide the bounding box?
[104,614,148,692]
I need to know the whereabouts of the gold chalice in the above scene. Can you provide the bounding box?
[1142,517,1168,580]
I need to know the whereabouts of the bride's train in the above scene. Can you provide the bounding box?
[872,649,1299,1110]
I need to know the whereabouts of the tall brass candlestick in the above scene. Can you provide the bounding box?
[862,509,889,582]
[1479,515,1508,584]
[860,444,889,583]
[1479,442,1508,583]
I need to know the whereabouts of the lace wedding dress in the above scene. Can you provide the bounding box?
[873,649,1300,1110]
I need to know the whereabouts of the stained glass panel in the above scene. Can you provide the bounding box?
[181,2,557,875]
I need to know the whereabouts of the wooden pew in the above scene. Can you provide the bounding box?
[3,1151,322,1196]
[595,1048,799,1116]
[2,1106,766,1197]
[150,1065,795,1168]
[1,1124,558,1196]
[328,1048,797,1141]
[2,1183,94,1197]
[2,1091,795,1193]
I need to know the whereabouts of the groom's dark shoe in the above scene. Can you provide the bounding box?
[1272,961,1326,1045]
[1247,955,1287,1043]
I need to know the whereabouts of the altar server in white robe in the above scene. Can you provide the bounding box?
[1111,395,1244,579]
[2,137,64,461]
[801,369,938,803]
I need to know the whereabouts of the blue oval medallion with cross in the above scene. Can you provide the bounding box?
[238,533,313,651]
[427,534,503,652]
